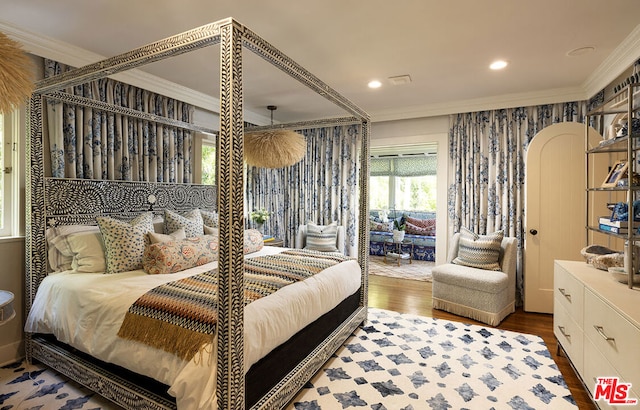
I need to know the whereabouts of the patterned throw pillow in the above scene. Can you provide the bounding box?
[143,235,219,275]
[200,209,219,229]
[405,221,435,236]
[244,229,264,254]
[405,216,436,235]
[452,227,504,271]
[164,209,204,237]
[370,219,392,232]
[305,222,338,252]
[97,212,155,274]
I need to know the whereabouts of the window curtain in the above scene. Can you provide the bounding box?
[246,124,361,256]
[44,59,194,182]
[448,102,587,305]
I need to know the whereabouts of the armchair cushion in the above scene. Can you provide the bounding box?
[452,227,503,271]
[295,222,345,253]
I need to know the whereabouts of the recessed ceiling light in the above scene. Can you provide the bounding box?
[489,60,508,70]
[368,80,382,89]
[566,46,595,57]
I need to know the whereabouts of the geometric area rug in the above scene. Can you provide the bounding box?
[287,308,578,409]
[0,308,577,410]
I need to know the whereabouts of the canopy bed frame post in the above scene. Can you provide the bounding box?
[358,120,371,306]
[25,92,45,332]
[216,19,246,410]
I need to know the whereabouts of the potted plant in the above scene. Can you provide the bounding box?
[392,215,406,242]
[250,208,270,232]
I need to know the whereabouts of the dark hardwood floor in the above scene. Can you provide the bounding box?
[367,273,597,410]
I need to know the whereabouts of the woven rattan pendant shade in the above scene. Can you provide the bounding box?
[0,31,34,114]
[244,106,306,168]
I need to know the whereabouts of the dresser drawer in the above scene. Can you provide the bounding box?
[585,338,640,409]
[584,288,640,389]
[554,300,583,375]
[554,265,584,326]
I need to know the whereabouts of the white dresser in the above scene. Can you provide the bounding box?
[554,260,640,409]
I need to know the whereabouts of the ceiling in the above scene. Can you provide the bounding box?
[2,0,640,125]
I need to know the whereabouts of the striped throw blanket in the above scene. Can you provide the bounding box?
[117,249,352,360]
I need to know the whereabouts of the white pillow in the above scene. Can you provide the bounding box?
[305,221,338,252]
[47,225,100,272]
[148,228,186,244]
[67,231,107,273]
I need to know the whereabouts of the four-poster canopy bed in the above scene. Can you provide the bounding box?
[25,17,370,410]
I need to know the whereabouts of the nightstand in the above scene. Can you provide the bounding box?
[0,290,15,325]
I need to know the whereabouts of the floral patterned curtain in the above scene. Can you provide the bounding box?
[44,59,194,182]
[448,102,587,305]
[246,124,361,255]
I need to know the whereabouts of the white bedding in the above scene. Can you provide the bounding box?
[25,246,361,409]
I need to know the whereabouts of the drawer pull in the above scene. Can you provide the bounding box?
[558,288,571,301]
[557,325,570,340]
[593,325,615,342]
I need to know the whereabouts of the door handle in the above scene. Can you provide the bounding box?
[529,229,538,235]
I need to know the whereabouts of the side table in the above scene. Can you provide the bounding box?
[264,237,284,247]
[0,290,15,326]
[383,239,414,266]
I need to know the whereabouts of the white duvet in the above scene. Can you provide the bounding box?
[25,246,362,409]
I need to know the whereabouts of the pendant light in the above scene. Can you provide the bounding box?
[0,31,35,114]
[244,105,306,168]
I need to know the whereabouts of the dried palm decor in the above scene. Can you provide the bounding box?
[0,31,34,114]
[244,105,306,168]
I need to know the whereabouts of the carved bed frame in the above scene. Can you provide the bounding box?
[25,18,370,409]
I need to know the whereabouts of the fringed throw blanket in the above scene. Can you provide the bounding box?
[117,249,352,360]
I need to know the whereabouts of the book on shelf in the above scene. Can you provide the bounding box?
[598,223,638,234]
[598,216,640,229]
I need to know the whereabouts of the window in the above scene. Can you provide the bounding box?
[201,141,216,185]
[370,144,437,213]
[0,111,17,236]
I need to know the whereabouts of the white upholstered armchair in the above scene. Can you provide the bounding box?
[295,223,345,254]
[431,231,517,326]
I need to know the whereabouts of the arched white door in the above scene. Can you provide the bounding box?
[524,122,601,313]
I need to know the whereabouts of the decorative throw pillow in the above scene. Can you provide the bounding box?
[164,209,204,237]
[405,221,436,236]
[97,212,155,274]
[452,227,504,271]
[148,228,186,244]
[305,222,338,252]
[370,219,392,232]
[143,235,219,275]
[405,216,436,235]
[200,209,219,229]
[244,229,264,254]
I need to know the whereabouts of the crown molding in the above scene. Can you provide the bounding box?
[371,86,588,122]
[583,23,640,99]
[0,20,271,126]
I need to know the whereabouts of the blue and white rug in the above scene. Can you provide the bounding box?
[0,308,577,409]
[288,308,577,409]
